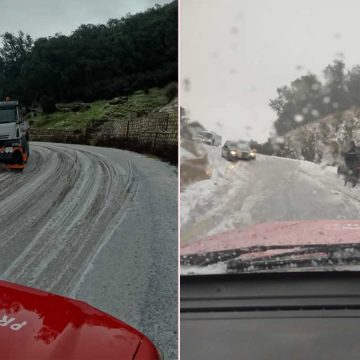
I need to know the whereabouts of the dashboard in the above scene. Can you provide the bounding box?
[181,271,360,359]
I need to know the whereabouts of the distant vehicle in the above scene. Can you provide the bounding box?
[221,140,256,161]
[192,136,203,143]
[197,131,222,146]
[0,280,162,359]
[0,99,30,171]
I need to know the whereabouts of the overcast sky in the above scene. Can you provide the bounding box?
[181,0,360,142]
[0,0,171,39]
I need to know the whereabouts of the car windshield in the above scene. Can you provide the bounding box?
[180,0,360,276]
[0,108,17,123]
[237,141,249,149]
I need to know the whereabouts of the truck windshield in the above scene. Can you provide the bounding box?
[0,108,17,124]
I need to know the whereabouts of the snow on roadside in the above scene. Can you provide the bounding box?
[298,158,360,200]
[180,144,251,226]
[180,263,227,275]
[182,149,360,242]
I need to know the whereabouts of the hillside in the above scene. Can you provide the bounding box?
[30,87,172,130]
[274,107,360,164]
[29,86,178,164]
[0,1,177,104]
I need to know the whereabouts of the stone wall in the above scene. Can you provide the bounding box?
[29,112,178,164]
[101,112,177,144]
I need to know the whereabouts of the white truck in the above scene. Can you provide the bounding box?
[197,131,222,146]
[0,99,30,171]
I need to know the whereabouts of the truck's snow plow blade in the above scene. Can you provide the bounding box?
[0,145,28,171]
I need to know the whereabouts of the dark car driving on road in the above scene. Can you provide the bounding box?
[221,140,256,161]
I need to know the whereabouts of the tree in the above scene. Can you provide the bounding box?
[164,82,178,102]
[40,95,56,114]
[323,60,349,113]
[270,74,323,135]
[0,1,177,104]
[345,65,360,106]
[269,61,360,136]
[0,31,33,99]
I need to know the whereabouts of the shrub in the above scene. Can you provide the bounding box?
[40,95,57,114]
[164,82,178,102]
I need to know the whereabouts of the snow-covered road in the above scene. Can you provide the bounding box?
[181,145,360,246]
[0,142,178,359]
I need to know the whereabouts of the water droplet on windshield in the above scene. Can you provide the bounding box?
[302,107,309,114]
[183,78,191,92]
[294,114,304,122]
[311,109,320,117]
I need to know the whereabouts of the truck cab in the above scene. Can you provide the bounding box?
[0,100,30,170]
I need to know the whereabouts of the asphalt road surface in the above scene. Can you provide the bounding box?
[181,145,360,246]
[0,142,178,359]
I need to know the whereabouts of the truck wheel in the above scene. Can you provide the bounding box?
[22,139,29,162]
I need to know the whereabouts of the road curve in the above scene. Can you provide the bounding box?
[0,142,178,359]
[181,145,360,246]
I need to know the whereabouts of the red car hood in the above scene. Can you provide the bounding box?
[181,220,360,255]
[0,281,159,359]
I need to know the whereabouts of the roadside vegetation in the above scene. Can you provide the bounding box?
[0,1,177,106]
[249,60,360,163]
[269,60,360,136]
[31,87,171,130]
[31,100,107,130]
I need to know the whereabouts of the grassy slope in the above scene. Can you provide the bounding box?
[33,100,106,129]
[32,87,169,130]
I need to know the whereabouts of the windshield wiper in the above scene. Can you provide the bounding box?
[181,243,360,273]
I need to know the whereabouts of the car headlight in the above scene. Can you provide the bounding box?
[230,150,236,155]
[250,152,255,156]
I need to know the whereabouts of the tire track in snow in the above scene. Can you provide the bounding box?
[0,142,136,294]
[182,151,360,245]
